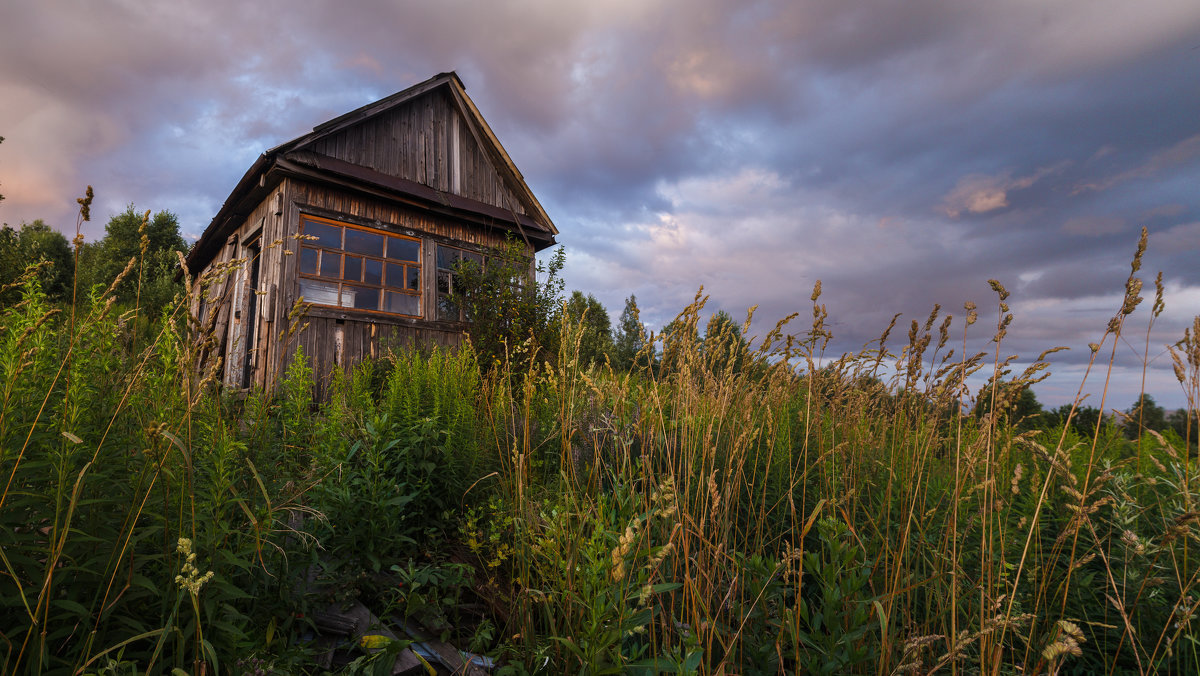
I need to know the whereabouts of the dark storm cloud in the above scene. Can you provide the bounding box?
[1,0,1197,407]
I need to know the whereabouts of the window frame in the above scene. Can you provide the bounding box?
[297,214,423,318]
[435,243,485,322]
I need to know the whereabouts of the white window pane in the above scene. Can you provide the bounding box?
[299,278,339,306]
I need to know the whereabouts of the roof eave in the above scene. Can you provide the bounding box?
[185,152,279,275]
[278,152,556,250]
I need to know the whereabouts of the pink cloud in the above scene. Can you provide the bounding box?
[940,163,1069,218]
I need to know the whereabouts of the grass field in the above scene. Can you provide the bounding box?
[0,227,1196,675]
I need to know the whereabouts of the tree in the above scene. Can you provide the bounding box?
[702,310,748,375]
[561,290,612,368]
[452,238,565,371]
[1124,394,1167,439]
[659,317,700,375]
[974,382,1046,430]
[1049,404,1108,440]
[79,205,187,316]
[0,220,73,306]
[1166,408,1194,450]
[612,295,648,372]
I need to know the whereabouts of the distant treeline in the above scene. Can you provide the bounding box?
[1,206,186,320]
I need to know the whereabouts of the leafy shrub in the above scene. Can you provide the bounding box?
[452,237,565,372]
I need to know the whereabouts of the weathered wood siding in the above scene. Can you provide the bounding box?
[197,186,289,391]
[308,90,527,216]
[242,177,533,396]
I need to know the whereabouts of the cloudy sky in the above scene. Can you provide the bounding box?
[2,1,1199,410]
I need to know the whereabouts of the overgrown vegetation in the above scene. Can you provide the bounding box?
[1,191,1197,675]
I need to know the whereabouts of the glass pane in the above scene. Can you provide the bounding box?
[464,251,482,266]
[407,266,420,291]
[319,251,341,278]
[385,262,405,289]
[343,255,362,282]
[438,295,459,321]
[436,245,457,270]
[298,278,339,306]
[302,220,341,248]
[363,258,382,286]
[344,228,385,257]
[299,247,319,275]
[437,270,451,294]
[388,236,420,262]
[386,291,419,316]
[343,284,380,311]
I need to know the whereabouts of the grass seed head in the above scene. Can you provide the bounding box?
[76,185,94,222]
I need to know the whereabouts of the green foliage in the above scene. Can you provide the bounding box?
[452,237,565,371]
[387,560,473,633]
[3,209,1197,676]
[500,482,685,674]
[0,272,300,674]
[1050,403,1109,440]
[701,310,747,376]
[1123,392,1167,438]
[786,518,880,675]
[77,205,187,319]
[611,294,649,372]
[560,290,613,368]
[306,346,482,602]
[1165,406,1194,449]
[974,380,1047,430]
[0,220,74,305]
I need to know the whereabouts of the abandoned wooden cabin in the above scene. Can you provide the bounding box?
[185,72,558,393]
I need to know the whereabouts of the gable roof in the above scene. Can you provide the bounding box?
[187,72,556,274]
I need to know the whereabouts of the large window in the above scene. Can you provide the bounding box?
[436,244,482,321]
[297,215,421,316]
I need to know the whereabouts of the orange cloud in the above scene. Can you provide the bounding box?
[940,163,1068,218]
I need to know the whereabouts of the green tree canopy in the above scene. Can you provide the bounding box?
[452,239,566,372]
[702,310,748,375]
[1049,404,1108,440]
[1166,407,1194,450]
[78,205,187,316]
[561,290,613,368]
[0,220,73,305]
[659,317,701,375]
[974,382,1046,430]
[1124,393,1167,439]
[611,294,648,372]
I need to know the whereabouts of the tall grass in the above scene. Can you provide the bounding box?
[1,191,1195,675]
[478,228,1199,674]
[0,196,318,673]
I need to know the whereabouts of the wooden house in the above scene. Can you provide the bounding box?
[185,72,557,392]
